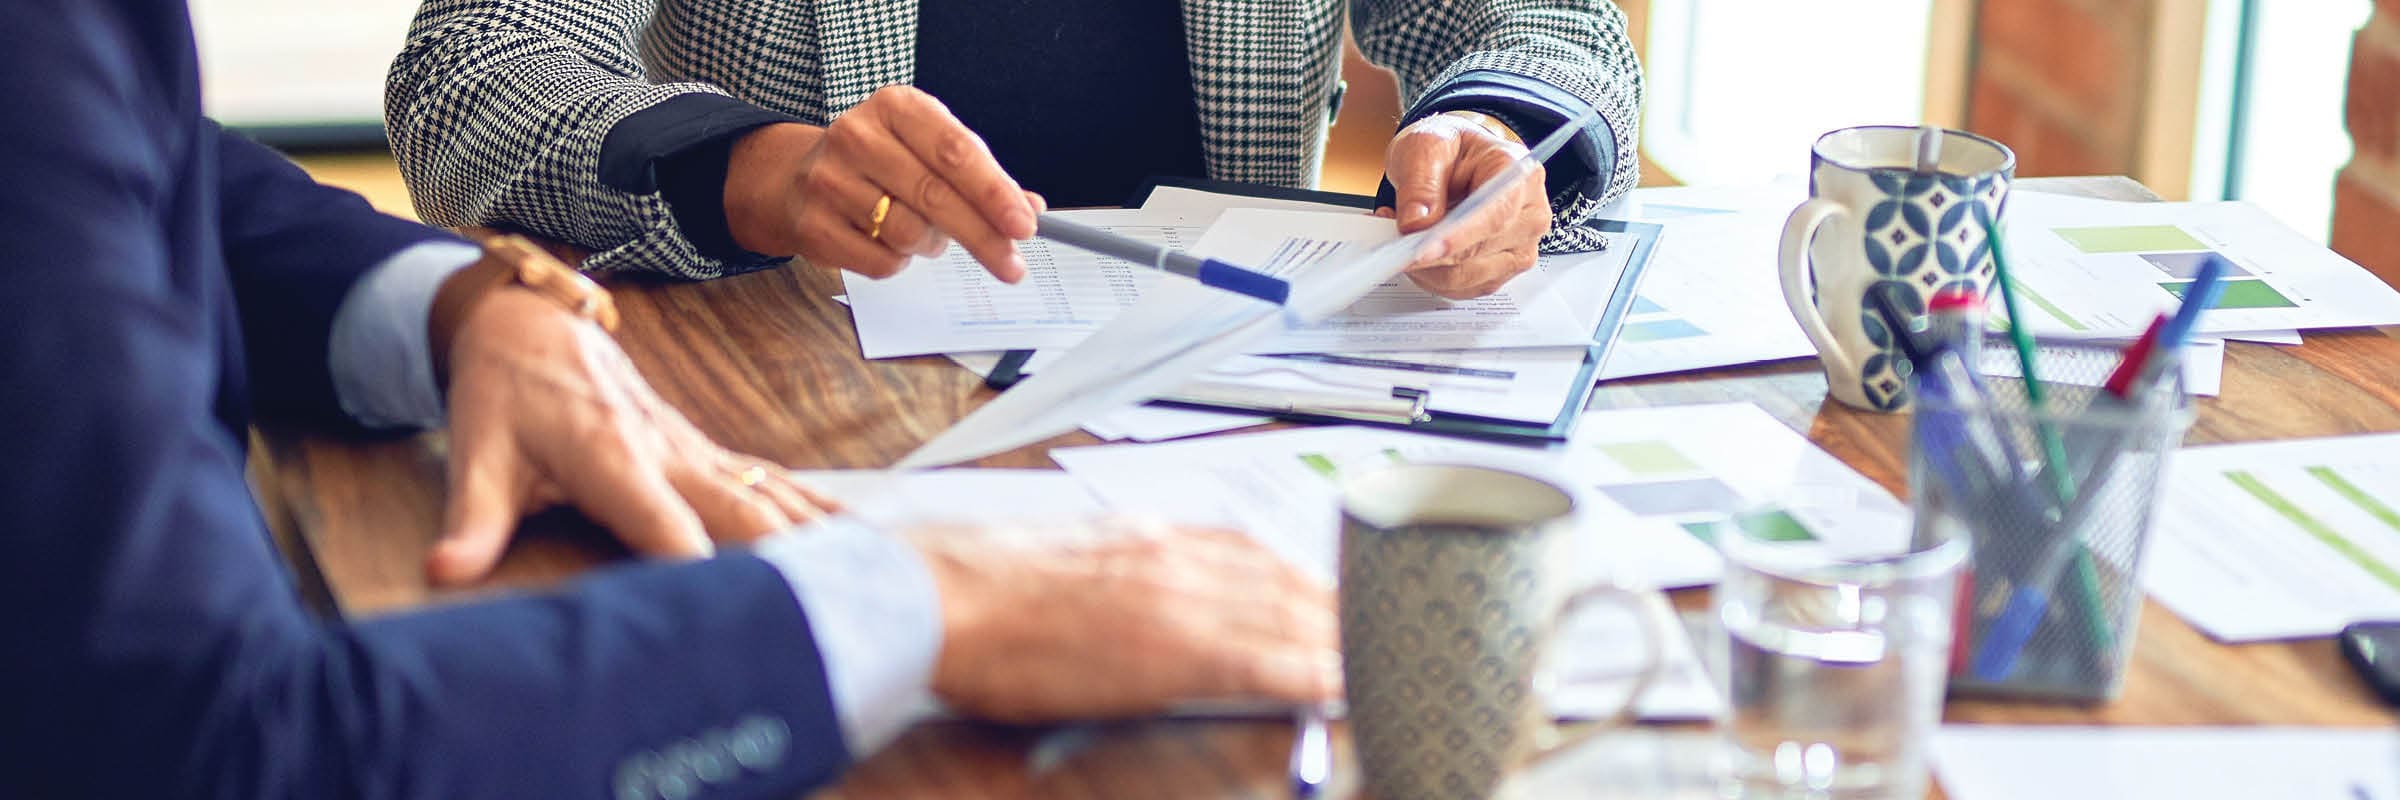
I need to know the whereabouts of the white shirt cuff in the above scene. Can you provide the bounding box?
[327,240,482,429]
[751,516,943,758]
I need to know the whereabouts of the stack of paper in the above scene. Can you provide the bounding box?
[845,185,1638,445]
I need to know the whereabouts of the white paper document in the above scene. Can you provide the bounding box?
[1006,344,1594,426]
[2146,433,2400,641]
[1999,194,2400,337]
[1052,425,1726,720]
[942,351,1272,441]
[1138,184,1364,221]
[1599,184,1820,380]
[1052,402,1909,591]
[788,468,1718,720]
[898,205,1498,466]
[983,228,1640,427]
[1932,726,2400,800]
[1553,403,1917,563]
[785,469,1106,528]
[846,208,1592,358]
[844,209,1194,359]
[1052,426,1565,582]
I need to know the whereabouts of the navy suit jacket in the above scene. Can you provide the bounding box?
[0,2,850,797]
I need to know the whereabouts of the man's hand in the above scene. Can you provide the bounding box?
[1381,111,1553,299]
[428,288,836,584]
[906,521,1341,722]
[724,86,1043,283]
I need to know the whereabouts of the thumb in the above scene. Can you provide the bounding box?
[429,442,526,586]
[1389,134,1458,234]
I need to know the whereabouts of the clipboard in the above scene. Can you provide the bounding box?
[982,177,1660,444]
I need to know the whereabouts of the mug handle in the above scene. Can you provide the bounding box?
[1779,197,1857,386]
[1522,582,1674,765]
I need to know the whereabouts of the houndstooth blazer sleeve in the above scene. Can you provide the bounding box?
[385,0,745,278]
[1351,0,1644,252]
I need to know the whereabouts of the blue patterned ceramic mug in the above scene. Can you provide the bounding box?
[1337,463,1669,800]
[1780,126,2013,411]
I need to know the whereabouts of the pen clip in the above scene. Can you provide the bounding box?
[1161,383,1433,425]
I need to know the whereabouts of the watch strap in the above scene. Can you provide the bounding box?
[428,235,620,389]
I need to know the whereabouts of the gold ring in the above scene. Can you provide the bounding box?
[868,194,893,240]
[737,465,769,488]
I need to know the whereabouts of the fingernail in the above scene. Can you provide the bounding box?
[1404,203,1432,223]
[1417,239,1449,262]
[1005,254,1028,283]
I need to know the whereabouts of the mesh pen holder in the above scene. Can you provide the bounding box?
[1908,339,2194,702]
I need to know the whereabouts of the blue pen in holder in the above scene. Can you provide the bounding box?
[1908,337,2194,702]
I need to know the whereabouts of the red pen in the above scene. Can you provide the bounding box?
[2102,314,2171,399]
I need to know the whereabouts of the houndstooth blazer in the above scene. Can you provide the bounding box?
[387,0,1644,279]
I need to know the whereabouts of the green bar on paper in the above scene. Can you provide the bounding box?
[2054,224,2209,254]
[2228,470,2400,593]
[2161,279,2298,310]
[1598,440,1699,476]
[2309,466,2400,536]
[2011,280,2088,331]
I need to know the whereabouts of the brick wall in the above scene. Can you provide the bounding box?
[2334,0,2400,288]
[1963,0,2202,198]
[1968,0,2144,177]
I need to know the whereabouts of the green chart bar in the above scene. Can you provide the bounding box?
[2309,466,2400,536]
[2227,470,2400,594]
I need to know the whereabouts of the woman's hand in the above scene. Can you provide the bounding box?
[1381,111,1553,299]
[723,86,1043,282]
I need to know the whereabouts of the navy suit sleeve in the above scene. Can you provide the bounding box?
[0,3,852,797]
[211,124,460,427]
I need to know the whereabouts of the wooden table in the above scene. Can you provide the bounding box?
[251,177,2400,797]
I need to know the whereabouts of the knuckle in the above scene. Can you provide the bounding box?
[933,132,982,173]
[911,171,955,212]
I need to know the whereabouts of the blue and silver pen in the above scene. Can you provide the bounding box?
[1034,214,1291,305]
[1289,706,1330,798]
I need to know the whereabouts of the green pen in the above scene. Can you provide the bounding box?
[1981,212,2118,661]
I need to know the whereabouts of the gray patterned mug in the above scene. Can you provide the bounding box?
[1337,463,1668,800]
[1780,125,2013,411]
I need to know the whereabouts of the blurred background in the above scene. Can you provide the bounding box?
[199,0,2394,275]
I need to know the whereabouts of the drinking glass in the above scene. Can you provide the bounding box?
[1707,497,1967,799]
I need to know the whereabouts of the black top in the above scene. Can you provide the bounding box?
[912,0,1207,208]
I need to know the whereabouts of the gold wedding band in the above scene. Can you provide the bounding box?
[868,194,893,240]
[736,465,769,488]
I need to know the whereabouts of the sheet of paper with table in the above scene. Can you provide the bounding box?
[842,208,1592,359]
